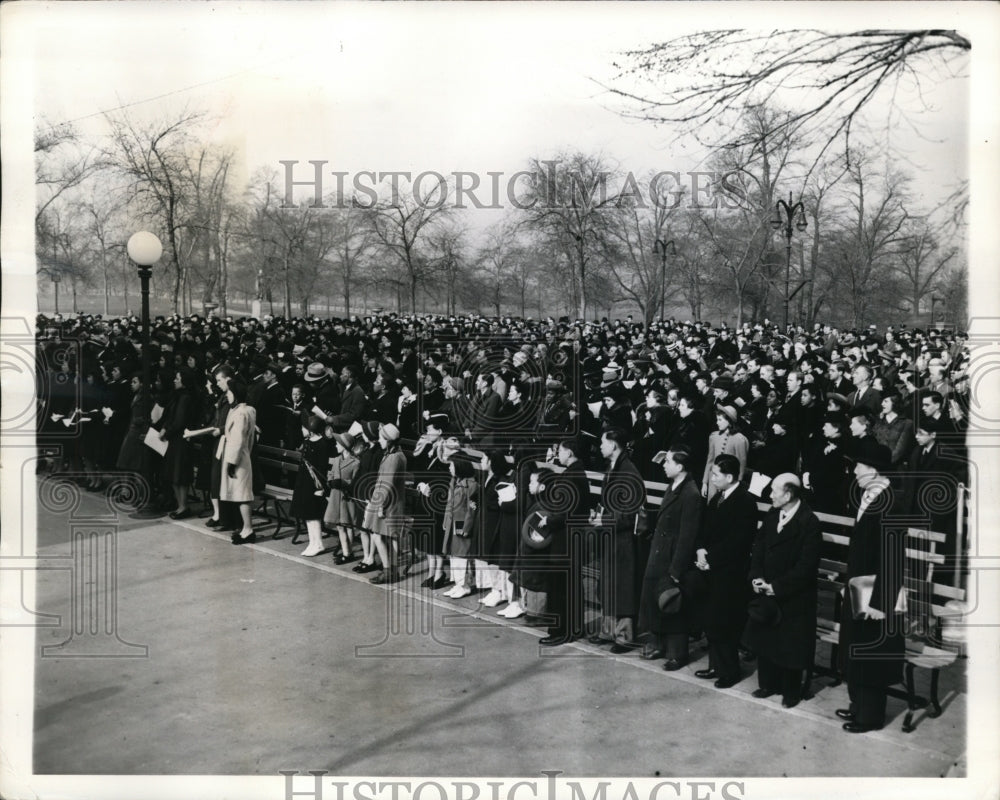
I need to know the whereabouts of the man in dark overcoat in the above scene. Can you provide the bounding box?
[588,427,646,652]
[694,453,759,688]
[746,472,821,709]
[837,439,907,733]
[637,446,703,670]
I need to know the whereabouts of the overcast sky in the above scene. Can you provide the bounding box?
[22,3,973,217]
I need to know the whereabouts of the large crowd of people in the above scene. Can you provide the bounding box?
[36,309,971,734]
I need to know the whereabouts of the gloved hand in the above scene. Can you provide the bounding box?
[329,478,346,491]
[227,463,236,479]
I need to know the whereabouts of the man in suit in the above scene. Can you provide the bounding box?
[637,446,704,670]
[588,427,646,653]
[326,364,368,432]
[847,364,881,416]
[837,439,906,733]
[254,362,289,446]
[694,454,759,688]
[746,473,821,709]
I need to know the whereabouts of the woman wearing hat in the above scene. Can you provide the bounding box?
[159,367,202,519]
[474,451,518,607]
[365,423,408,584]
[292,415,332,557]
[441,444,478,597]
[218,379,257,544]
[325,431,362,564]
[350,421,385,573]
[410,414,453,589]
[702,405,748,500]
[802,413,851,516]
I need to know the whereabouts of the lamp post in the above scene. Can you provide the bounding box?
[771,191,807,330]
[51,270,62,315]
[126,231,163,518]
[653,238,675,321]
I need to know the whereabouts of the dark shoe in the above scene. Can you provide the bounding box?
[539,635,570,647]
[751,688,777,699]
[609,643,635,655]
[431,575,453,590]
[782,697,801,709]
[835,709,856,721]
[231,531,257,545]
[169,508,192,520]
[714,677,740,689]
[205,517,221,529]
[695,669,718,680]
[843,721,882,734]
[369,569,399,585]
[662,658,687,671]
[352,562,370,573]
[334,554,356,566]
[588,634,612,645]
[420,577,435,588]
[640,647,665,661]
[355,562,380,574]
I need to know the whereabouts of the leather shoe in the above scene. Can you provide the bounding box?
[751,688,777,699]
[835,709,856,721]
[714,677,740,689]
[169,508,192,520]
[843,721,882,734]
[205,518,221,528]
[231,531,256,545]
[539,635,569,647]
[334,554,356,565]
[431,575,453,590]
[640,647,665,660]
[588,634,612,645]
[694,669,718,680]
[419,577,435,588]
[781,697,801,709]
[662,658,686,671]
[609,643,634,654]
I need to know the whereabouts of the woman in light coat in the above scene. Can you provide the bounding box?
[218,379,257,544]
[702,405,749,500]
[366,423,408,585]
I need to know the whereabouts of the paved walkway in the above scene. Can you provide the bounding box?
[31,485,966,777]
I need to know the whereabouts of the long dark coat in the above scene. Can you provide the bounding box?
[696,485,759,643]
[746,501,822,669]
[838,483,907,688]
[638,474,703,635]
[597,453,646,618]
[408,442,451,554]
[290,437,330,520]
[116,390,151,474]
[159,387,199,485]
[802,437,851,516]
[478,472,520,569]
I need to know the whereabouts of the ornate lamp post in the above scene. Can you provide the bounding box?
[126,231,163,407]
[771,192,807,330]
[653,238,675,321]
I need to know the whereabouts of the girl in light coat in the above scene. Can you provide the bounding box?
[218,379,257,544]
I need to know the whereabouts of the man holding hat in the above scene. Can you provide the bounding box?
[837,439,905,733]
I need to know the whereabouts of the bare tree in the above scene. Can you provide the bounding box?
[364,178,451,313]
[607,30,969,167]
[517,152,622,319]
[892,221,957,316]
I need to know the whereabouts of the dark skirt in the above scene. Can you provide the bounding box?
[290,469,326,521]
[161,437,194,485]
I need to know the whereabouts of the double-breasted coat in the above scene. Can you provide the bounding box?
[364,447,408,538]
[217,403,257,502]
[638,474,703,635]
[746,501,822,669]
[324,451,360,527]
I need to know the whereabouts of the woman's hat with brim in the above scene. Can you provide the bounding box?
[716,404,739,427]
[379,422,401,442]
[333,432,356,451]
[361,420,381,442]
